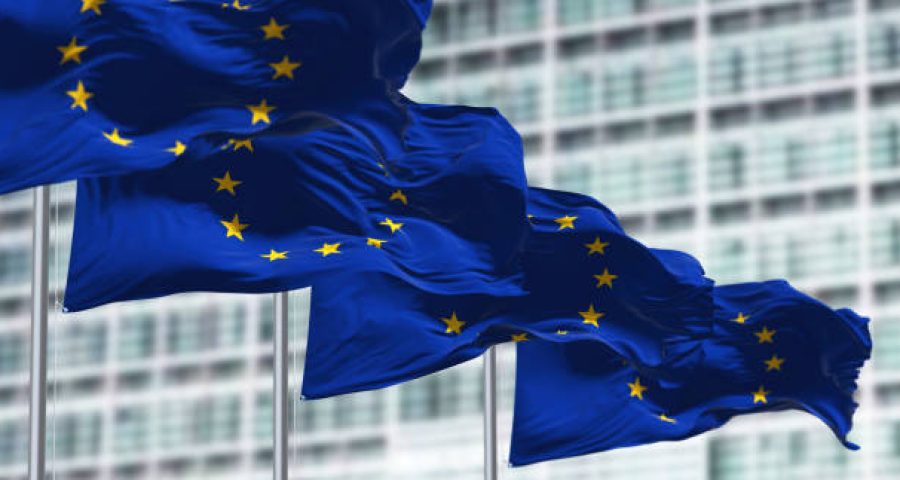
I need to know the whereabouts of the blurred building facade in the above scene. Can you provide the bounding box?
[1,0,900,479]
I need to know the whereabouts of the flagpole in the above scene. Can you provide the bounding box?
[28,186,50,480]
[273,291,289,480]
[483,346,498,480]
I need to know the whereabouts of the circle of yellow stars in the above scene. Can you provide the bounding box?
[55,2,313,167]
[186,6,418,276]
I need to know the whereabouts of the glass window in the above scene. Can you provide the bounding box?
[117,312,155,361]
[807,31,854,80]
[710,47,746,95]
[555,162,593,195]
[709,237,750,282]
[0,420,25,466]
[709,437,752,479]
[595,156,643,206]
[760,224,858,280]
[114,405,149,453]
[712,12,751,36]
[455,0,491,42]
[503,78,541,123]
[650,57,696,104]
[872,120,900,169]
[55,412,102,459]
[873,315,900,372]
[870,22,900,72]
[51,321,107,368]
[160,395,241,448]
[758,38,801,87]
[709,143,746,191]
[650,152,694,199]
[399,368,477,422]
[872,217,900,267]
[500,0,541,33]
[255,392,272,440]
[0,333,25,376]
[603,65,645,111]
[0,247,28,286]
[335,391,385,428]
[557,0,598,26]
[599,0,643,18]
[556,69,595,117]
[167,302,246,355]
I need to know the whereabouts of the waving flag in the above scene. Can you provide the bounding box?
[0,0,432,193]
[52,0,532,311]
[509,281,871,466]
[301,188,713,398]
[63,97,527,311]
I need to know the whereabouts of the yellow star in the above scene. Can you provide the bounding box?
[366,238,387,249]
[269,55,301,80]
[66,81,93,112]
[555,329,568,336]
[228,138,254,152]
[213,171,242,196]
[511,333,529,343]
[80,0,105,15]
[220,214,249,241]
[658,414,677,424]
[103,128,133,147]
[314,242,341,257]
[261,249,288,262]
[380,217,403,233]
[764,354,785,372]
[554,215,577,230]
[441,312,465,335]
[261,17,289,40]
[628,377,647,400]
[752,385,769,404]
[58,37,88,65]
[593,269,617,288]
[754,326,776,344]
[222,0,250,10]
[578,304,604,328]
[584,237,609,255]
[247,99,275,125]
[733,312,749,324]
[389,189,408,205]
[167,140,186,157]
[526,214,535,222]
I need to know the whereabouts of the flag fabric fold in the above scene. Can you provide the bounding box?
[0,0,432,194]
[509,280,871,466]
[301,187,714,399]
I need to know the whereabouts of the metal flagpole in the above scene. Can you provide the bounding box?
[483,346,498,480]
[273,291,289,480]
[28,186,50,480]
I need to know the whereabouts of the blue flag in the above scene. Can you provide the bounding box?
[301,188,713,398]
[63,96,527,311]
[0,0,431,194]
[509,281,871,466]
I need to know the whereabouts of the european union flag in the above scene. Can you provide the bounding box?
[63,96,527,311]
[301,188,713,398]
[509,281,871,466]
[52,0,531,311]
[0,0,432,193]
